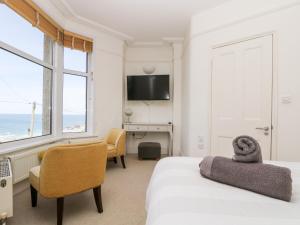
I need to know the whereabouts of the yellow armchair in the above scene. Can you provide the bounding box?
[29,142,107,225]
[104,128,126,168]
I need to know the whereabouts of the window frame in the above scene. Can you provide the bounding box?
[0,40,54,71]
[0,39,55,150]
[61,49,93,138]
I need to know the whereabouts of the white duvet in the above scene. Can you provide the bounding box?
[145,157,300,225]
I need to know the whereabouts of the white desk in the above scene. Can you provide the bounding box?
[123,123,173,156]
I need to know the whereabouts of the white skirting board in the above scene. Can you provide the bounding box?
[13,179,30,196]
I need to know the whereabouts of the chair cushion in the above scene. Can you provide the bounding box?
[107,144,117,158]
[29,166,40,191]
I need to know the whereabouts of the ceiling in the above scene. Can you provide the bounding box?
[59,0,231,41]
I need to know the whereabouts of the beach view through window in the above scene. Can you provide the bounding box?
[63,74,87,133]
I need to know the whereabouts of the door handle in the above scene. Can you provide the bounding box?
[256,127,269,132]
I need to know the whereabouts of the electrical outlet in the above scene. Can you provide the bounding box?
[198,136,204,150]
[198,144,204,150]
[281,96,292,104]
[198,136,204,142]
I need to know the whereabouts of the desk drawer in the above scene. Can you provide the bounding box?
[126,125,145,131]
[147,126,169,132]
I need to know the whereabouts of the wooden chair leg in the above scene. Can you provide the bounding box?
[113,157,117,164]
[120,155,126,169]
[30,185,38,207]
[93,186,103,213]
[57,198,64,225]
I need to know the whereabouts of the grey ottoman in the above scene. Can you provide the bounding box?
[138,142,161,160]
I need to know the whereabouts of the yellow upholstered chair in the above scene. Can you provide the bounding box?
[105,128,126,168]
[29,142,107,225]
[37,138,104,162]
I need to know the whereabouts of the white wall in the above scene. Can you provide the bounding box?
[182,0,300,161]
[124,45,173,154]
[92,39,124,137]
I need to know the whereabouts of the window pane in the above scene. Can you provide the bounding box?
[0,48,52,143]
[64,48,87,72]
[63,74,87,133]
[0,5,52,62]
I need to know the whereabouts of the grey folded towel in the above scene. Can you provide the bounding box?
[232,135,262,163]
[200,156,292,202]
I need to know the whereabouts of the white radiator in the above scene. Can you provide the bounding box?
[0,159,13,217]
[9,151,39,184]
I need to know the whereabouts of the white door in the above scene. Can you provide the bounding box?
[211,35,273,160]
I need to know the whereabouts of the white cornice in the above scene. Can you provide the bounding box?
[49,0,185,43]
[190,0,300,40]
[126,38,184,48]
[49,0,133,41]
[162,37,184,44]
[49,0,74,17]
[127,41,171,48]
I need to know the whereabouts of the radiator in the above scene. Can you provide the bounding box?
[9,151,39,184]
[0,159,13,217]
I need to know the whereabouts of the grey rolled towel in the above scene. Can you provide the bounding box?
[232,135,262,163]
[199,156,293,202]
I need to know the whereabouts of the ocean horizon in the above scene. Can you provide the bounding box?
[0,113,85,142]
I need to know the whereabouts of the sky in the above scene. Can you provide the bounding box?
[0,5,87,115]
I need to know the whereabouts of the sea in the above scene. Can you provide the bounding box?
[0,114,85,142]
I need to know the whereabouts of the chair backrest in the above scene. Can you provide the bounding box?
[39,142,107,198]
[38,138,104,162]
[105,128,125,145]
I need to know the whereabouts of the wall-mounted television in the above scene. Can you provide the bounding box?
[127,75,170,101]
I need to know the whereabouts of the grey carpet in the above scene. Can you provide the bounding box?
[8,155,157,225]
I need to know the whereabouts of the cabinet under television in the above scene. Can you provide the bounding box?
[126,75,170,101]
[123,122,173,156]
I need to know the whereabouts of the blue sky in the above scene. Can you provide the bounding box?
[0,5,86,115]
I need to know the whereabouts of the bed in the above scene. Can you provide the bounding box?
[145,157,300,225]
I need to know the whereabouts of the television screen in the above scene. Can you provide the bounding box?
[127,75,170,100]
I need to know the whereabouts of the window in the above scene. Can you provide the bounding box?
[0,48,52,143]
[63,48,89,133]
[0,5,49,61]
[0,5,53,144]
[63,74,87,133]
[64,48,87,72]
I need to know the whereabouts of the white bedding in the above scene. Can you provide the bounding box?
[145,157,300,225]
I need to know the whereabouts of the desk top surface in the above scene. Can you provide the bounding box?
[123,122,172,126]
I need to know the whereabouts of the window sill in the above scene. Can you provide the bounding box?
[0,137,60,155]
[0,134,99,156]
